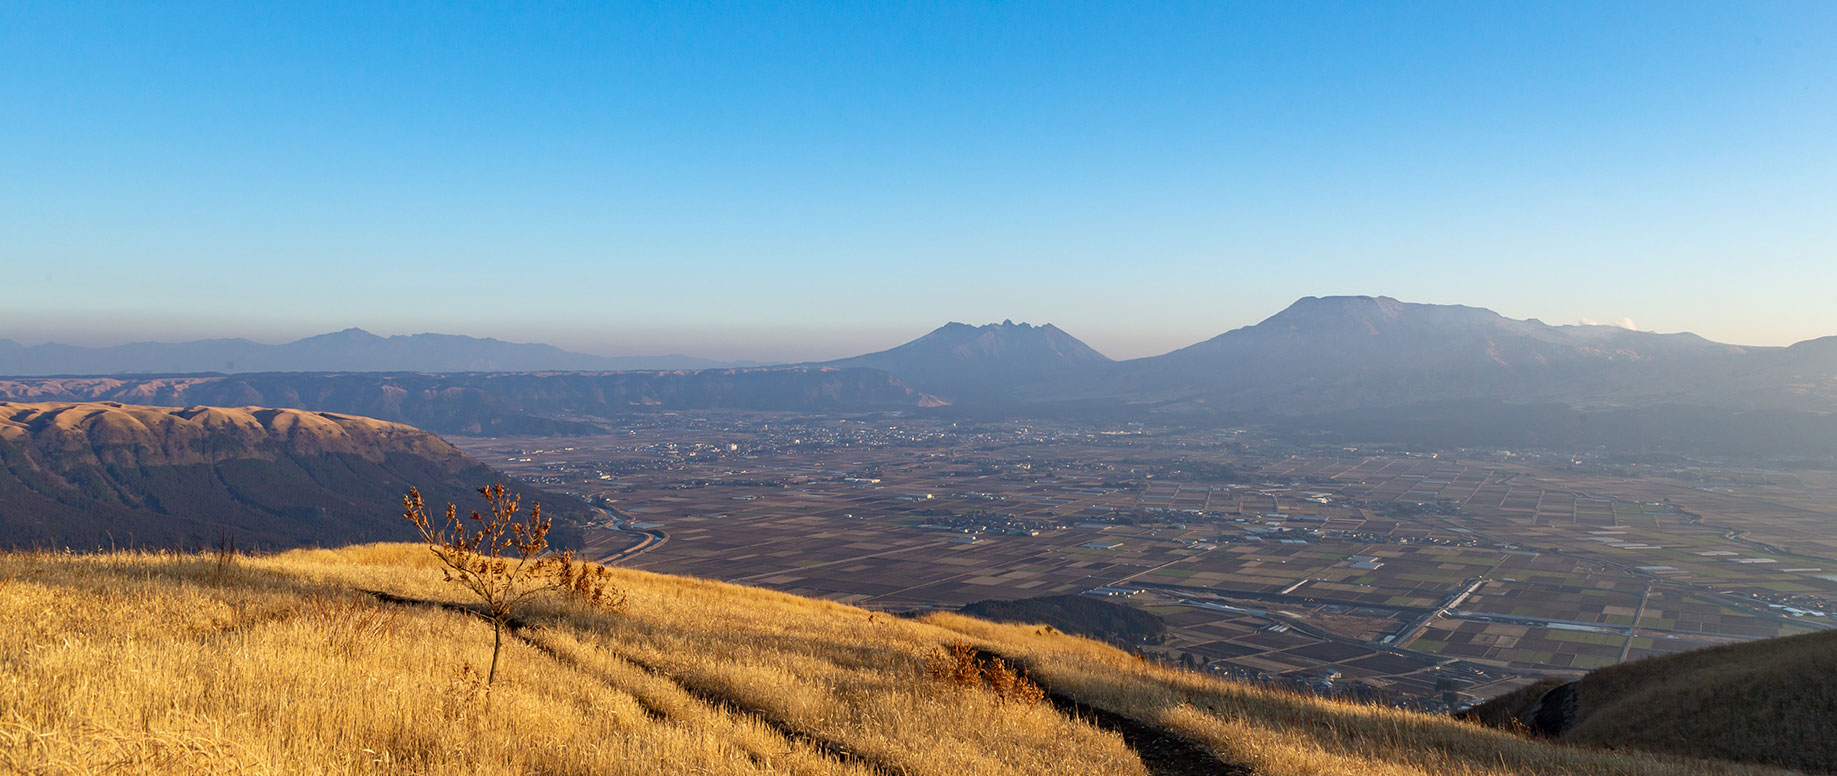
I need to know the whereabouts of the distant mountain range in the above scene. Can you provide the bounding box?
[796,297,1837,454]
[6,297,1836,454]
[811,297,1837,414]
[0,328,757,375]
[0,401,592,549]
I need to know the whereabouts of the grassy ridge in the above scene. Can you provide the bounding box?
[0,545,1808,775]
[1464,630,1837,773]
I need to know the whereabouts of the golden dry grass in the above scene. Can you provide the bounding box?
[0,544,1811,775]
[922,613,1815,776]
[1466,630,1837,773]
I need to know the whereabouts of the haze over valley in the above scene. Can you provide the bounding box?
[11,296,1837,455]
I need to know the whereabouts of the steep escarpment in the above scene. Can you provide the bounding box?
[0,376,600,436]
[0,402,589,549]
[0,367,941,436]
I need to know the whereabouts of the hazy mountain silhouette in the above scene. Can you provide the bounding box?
[11,299,1837,437]
[0,328,755,376]
[1083,295,1771,411]
[824,320,1110,400]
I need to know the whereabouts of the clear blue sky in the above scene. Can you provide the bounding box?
[3,1,1833,361]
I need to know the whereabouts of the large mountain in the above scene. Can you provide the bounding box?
[825,321,1111,400]
[0,328,751,375]
[0,401,592,549]
[0,367,942,436]
[1006,295,1837,454]
[1059,295,1833,413]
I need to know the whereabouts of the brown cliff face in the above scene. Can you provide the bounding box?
[0,402,586,550]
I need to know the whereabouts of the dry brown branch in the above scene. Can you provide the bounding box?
[210,531,235,585]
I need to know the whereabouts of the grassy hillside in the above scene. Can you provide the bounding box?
[0,544,1809,776]
[1463,629,1837,773]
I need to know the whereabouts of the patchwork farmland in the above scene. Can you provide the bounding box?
[458,411,1836,709]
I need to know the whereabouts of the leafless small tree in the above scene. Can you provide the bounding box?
[403,483,623,685]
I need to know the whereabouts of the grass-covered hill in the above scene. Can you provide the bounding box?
[1,544,1813,776]
[1462,629,1837,774]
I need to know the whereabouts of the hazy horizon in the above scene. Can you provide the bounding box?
[5,2,1834,361]
[0,291,1826,365]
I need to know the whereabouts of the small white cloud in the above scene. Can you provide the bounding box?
[1578,316,1639,331]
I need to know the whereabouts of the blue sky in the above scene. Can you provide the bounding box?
[3,1,1833,361]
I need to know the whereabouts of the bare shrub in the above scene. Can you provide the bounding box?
[927,641,983,688]
[402,483,623,684]
[980,655,1046,706]
[926,641,1045,705]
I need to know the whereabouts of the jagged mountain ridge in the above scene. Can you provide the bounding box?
[824,320,1111,399]
[0,401,591,549]
[0,328,752,376]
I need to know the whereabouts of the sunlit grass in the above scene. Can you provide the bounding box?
[0,544,1807,775]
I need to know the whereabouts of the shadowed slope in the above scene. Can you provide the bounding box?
[1463,629,1837,773]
